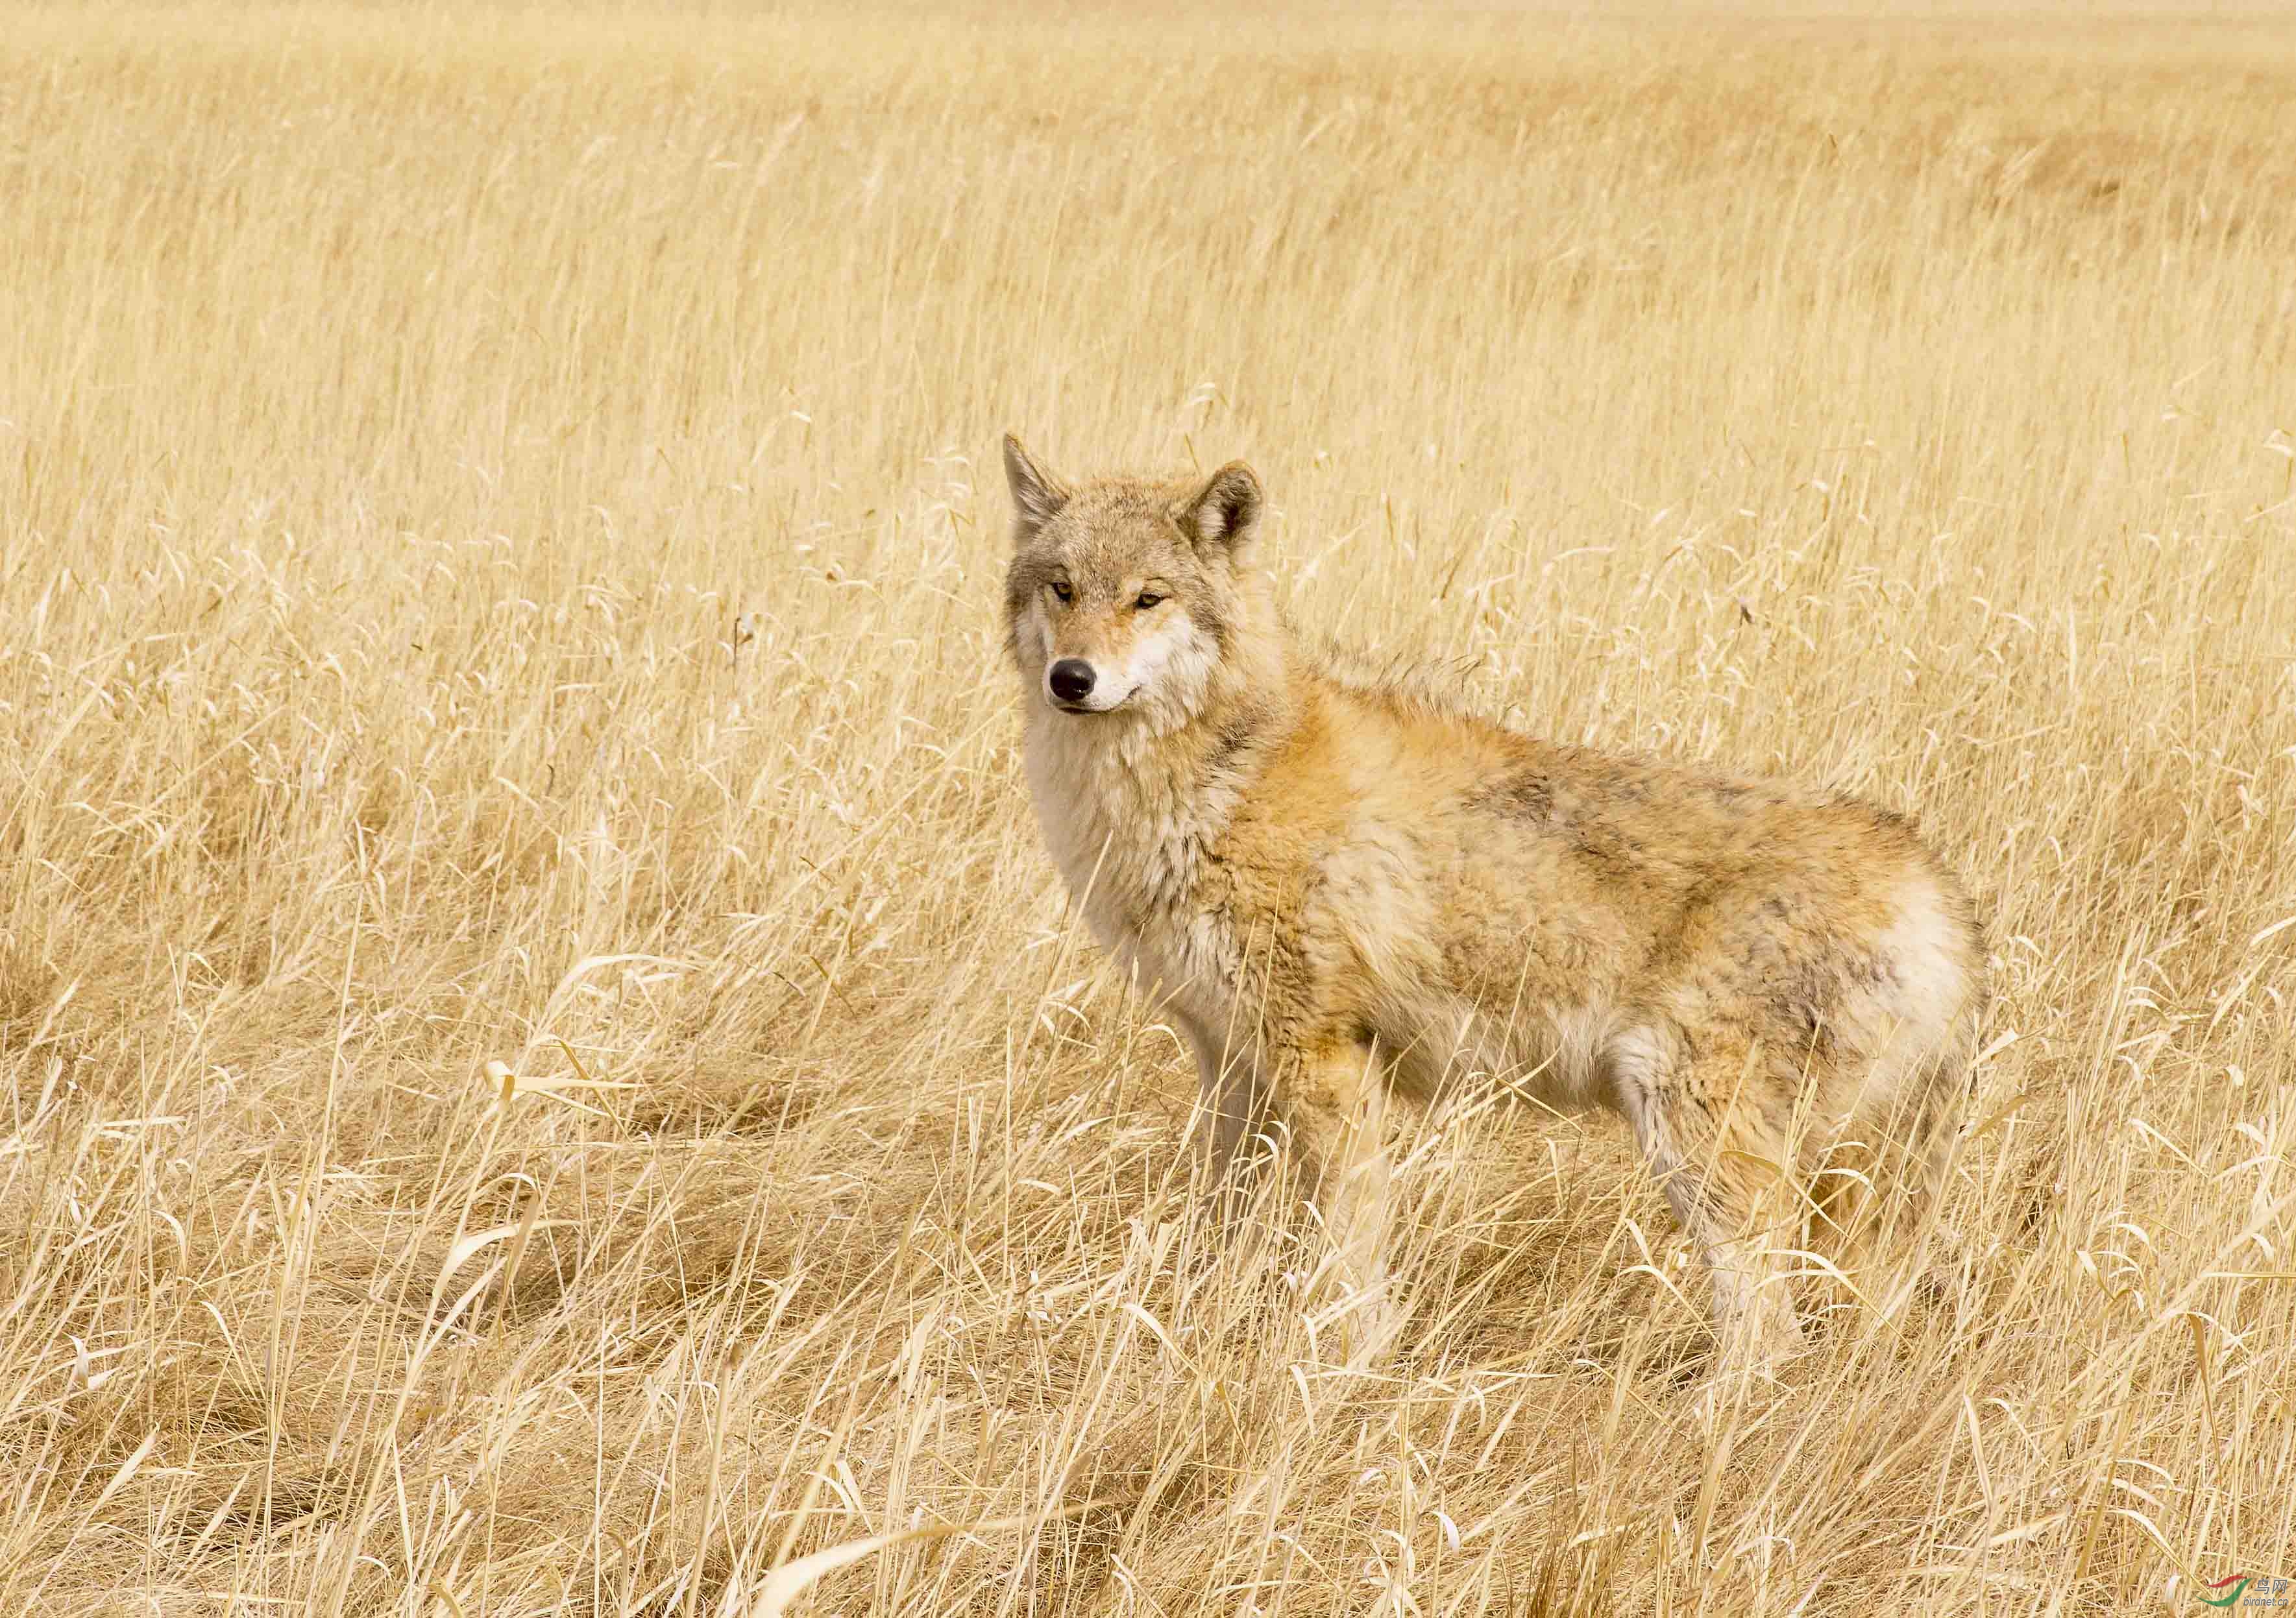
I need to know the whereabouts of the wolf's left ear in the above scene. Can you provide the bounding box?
[1003,433,1069,538]
[1173,461,1262,553]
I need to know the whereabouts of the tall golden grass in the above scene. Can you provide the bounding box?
[3,3,2293,1612]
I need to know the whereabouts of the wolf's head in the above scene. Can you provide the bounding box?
[1001,434,1263,726]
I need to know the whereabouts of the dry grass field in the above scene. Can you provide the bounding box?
[4,2,2295,1612]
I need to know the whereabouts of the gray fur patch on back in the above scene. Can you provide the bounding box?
[1465,769,1556,823]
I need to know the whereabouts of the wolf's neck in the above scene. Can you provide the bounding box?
[1024,620,1294,924]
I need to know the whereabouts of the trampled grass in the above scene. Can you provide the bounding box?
[2,3,2293,1612]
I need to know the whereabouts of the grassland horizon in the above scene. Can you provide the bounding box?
[3,3,2293,1613]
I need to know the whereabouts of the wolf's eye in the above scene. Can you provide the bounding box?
[1134,592,1164,610]
[1050,582,1072,605]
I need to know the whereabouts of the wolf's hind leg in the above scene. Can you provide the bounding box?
[1818,1019,1977,1314]
[1612,1024,1805,1372]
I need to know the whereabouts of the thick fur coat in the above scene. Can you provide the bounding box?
[1001,435,1987,1366]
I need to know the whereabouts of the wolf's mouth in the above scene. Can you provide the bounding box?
[1049,690,1132,716]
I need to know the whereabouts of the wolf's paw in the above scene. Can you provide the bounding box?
[1309,1279,1406,1370]
[1690,1347,1802,1431]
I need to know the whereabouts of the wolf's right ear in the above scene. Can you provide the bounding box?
[1003,434,1069,538]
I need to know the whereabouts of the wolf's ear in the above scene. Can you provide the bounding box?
[1003,433,1069,537]
[1172,461,1262,553]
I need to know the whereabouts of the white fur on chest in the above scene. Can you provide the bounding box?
[1022,716,1241,1024]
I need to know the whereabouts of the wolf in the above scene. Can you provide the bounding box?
[999,434,1986,1370]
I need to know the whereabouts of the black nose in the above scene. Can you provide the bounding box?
[1048,659,1096,703]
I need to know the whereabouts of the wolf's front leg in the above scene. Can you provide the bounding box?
[1186,1024,1265,1201]
[1286,1035,1402,1366]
